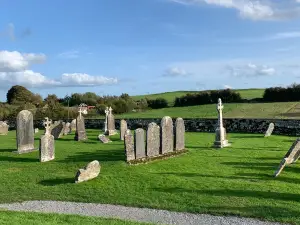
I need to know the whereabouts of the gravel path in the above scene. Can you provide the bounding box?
[0,201,287,225]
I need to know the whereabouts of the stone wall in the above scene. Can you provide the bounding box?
[7,118,300,136]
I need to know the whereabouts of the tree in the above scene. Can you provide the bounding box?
[6,85,42,105]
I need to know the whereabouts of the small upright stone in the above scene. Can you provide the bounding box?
[16,110,35,153]
[63,122,71,135]
[98,134,111,143]
[39,117,55,162]
[120,119,127,141]
[146,122,160,157]
[124,129,135,162]
[0,121,9,135]
[264,123,275,137]
[213,98,230,148]
[135,128,146,159]
[161,116,174,154]
[34,128,39,134]
[70,119,76,131]
[106,107,117,136]
[75,160,101,183]
[175,118,185,151]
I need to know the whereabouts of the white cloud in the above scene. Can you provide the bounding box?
[163,67,190,77]
[0,50,118,88]
[223,84,232,89]
[61,73,118,86]
[168,0,300,21]
[58,50,80,59]
[227,63,276,77]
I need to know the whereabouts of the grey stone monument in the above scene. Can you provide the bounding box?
[264,123,275,137]
[70,119,76,132]
[0,121,9,135]
[50,121,64,139]
[63,122,71,135]
[146,122,160,157]
[124,129,135,162]
[175,117,185,151]
[161,116,174,154]
[120,119,127,141]
[16,110,35,153]
[98,134,111,143]
[75,103,88,141]
[274,138,300,177]
[106,107,117,136]
[135,128,146,159]
[39,117,55,162]
[213,98,230,148]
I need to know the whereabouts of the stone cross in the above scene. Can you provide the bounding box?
[78,103,88,119]
[217,98,224,129]
[43,117,52,135]
[109,106,113,115]
[104,107,109,132]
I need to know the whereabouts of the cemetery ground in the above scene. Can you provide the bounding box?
[1,130,300,224]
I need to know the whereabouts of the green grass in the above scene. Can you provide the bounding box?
[116,102,300,119]
[236,88,265,99]
[0,211,152,225]
[1,130,300,224]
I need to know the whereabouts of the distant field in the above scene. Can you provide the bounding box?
[116,102,300,119]
[132,89,265,106]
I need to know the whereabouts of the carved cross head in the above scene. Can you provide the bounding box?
[43,117,52,134]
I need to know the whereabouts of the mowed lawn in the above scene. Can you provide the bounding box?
[116,102,300,119]
[1,130,300,224]
[0,211,152,225]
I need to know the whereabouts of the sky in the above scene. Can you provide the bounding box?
[0,0,300,101]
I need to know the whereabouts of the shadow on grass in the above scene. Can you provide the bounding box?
[230,134,263,139]
[0,148,15,153]
[39,178,74,186]
[0,156,38,162]
[59,149,125,163]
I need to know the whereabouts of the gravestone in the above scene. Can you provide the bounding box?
[274,138,300,177]
[104,107,109,133]
[75,160,101,183]
[0,121,9,135]
[39,117,55,162]
[98,134,111,143]
[106,107,117,136]
[135,128,146,159]
[16,110,35,153]
[34,128,39,134]
[161,116,174,154]
[214,98,230,148]
[50,121,64,139]
[63,122,71,135]
[70,119,76,131]
[75,115,87,141]
[146,122,160,157]
[124,129,135,162]
[264,123,275,137]
[175,118,185,151]
[120,119,127,141]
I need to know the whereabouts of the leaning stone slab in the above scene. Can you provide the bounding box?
[161,116,174,154]
[175,118,185,151]
[146,122,160,157]
[124,129,135,162]
[135,128,146,159]
[120,119,127,141]
[39,134,55,162]
[264,123,275,137]
[274,138,300,177]
[0,121,9,135]
[98,134,112,143]
[75,160,101,183]
[50,121,64,139]
[16,110,35,153]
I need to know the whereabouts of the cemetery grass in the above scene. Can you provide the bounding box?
[0,211,151,225]
[2,131,300,224]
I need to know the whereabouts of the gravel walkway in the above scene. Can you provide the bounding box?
[0,201,287,225]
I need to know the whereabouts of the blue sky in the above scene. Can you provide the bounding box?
[0,0,300,101]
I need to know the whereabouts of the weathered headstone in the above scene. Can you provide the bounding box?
[124,129,135,162]
[106,107,117,136]
[63,122,71,135]
[264,123,275,137]
[146,122,160,157]
[34,128,39,134]
[161,116,174,154]
[75,115,87,141]
[274,138,300,177]
[50,121,64,139]
[120,119,127,141]
[70,119,76,131]
[98,134,111,143]
[16,110,35,153]
[75,160,101,183]
[39,117,55,162]
[214,98,230,148]
[0,121,9,135]
[135,128,146,159]
[175,118,185,151]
